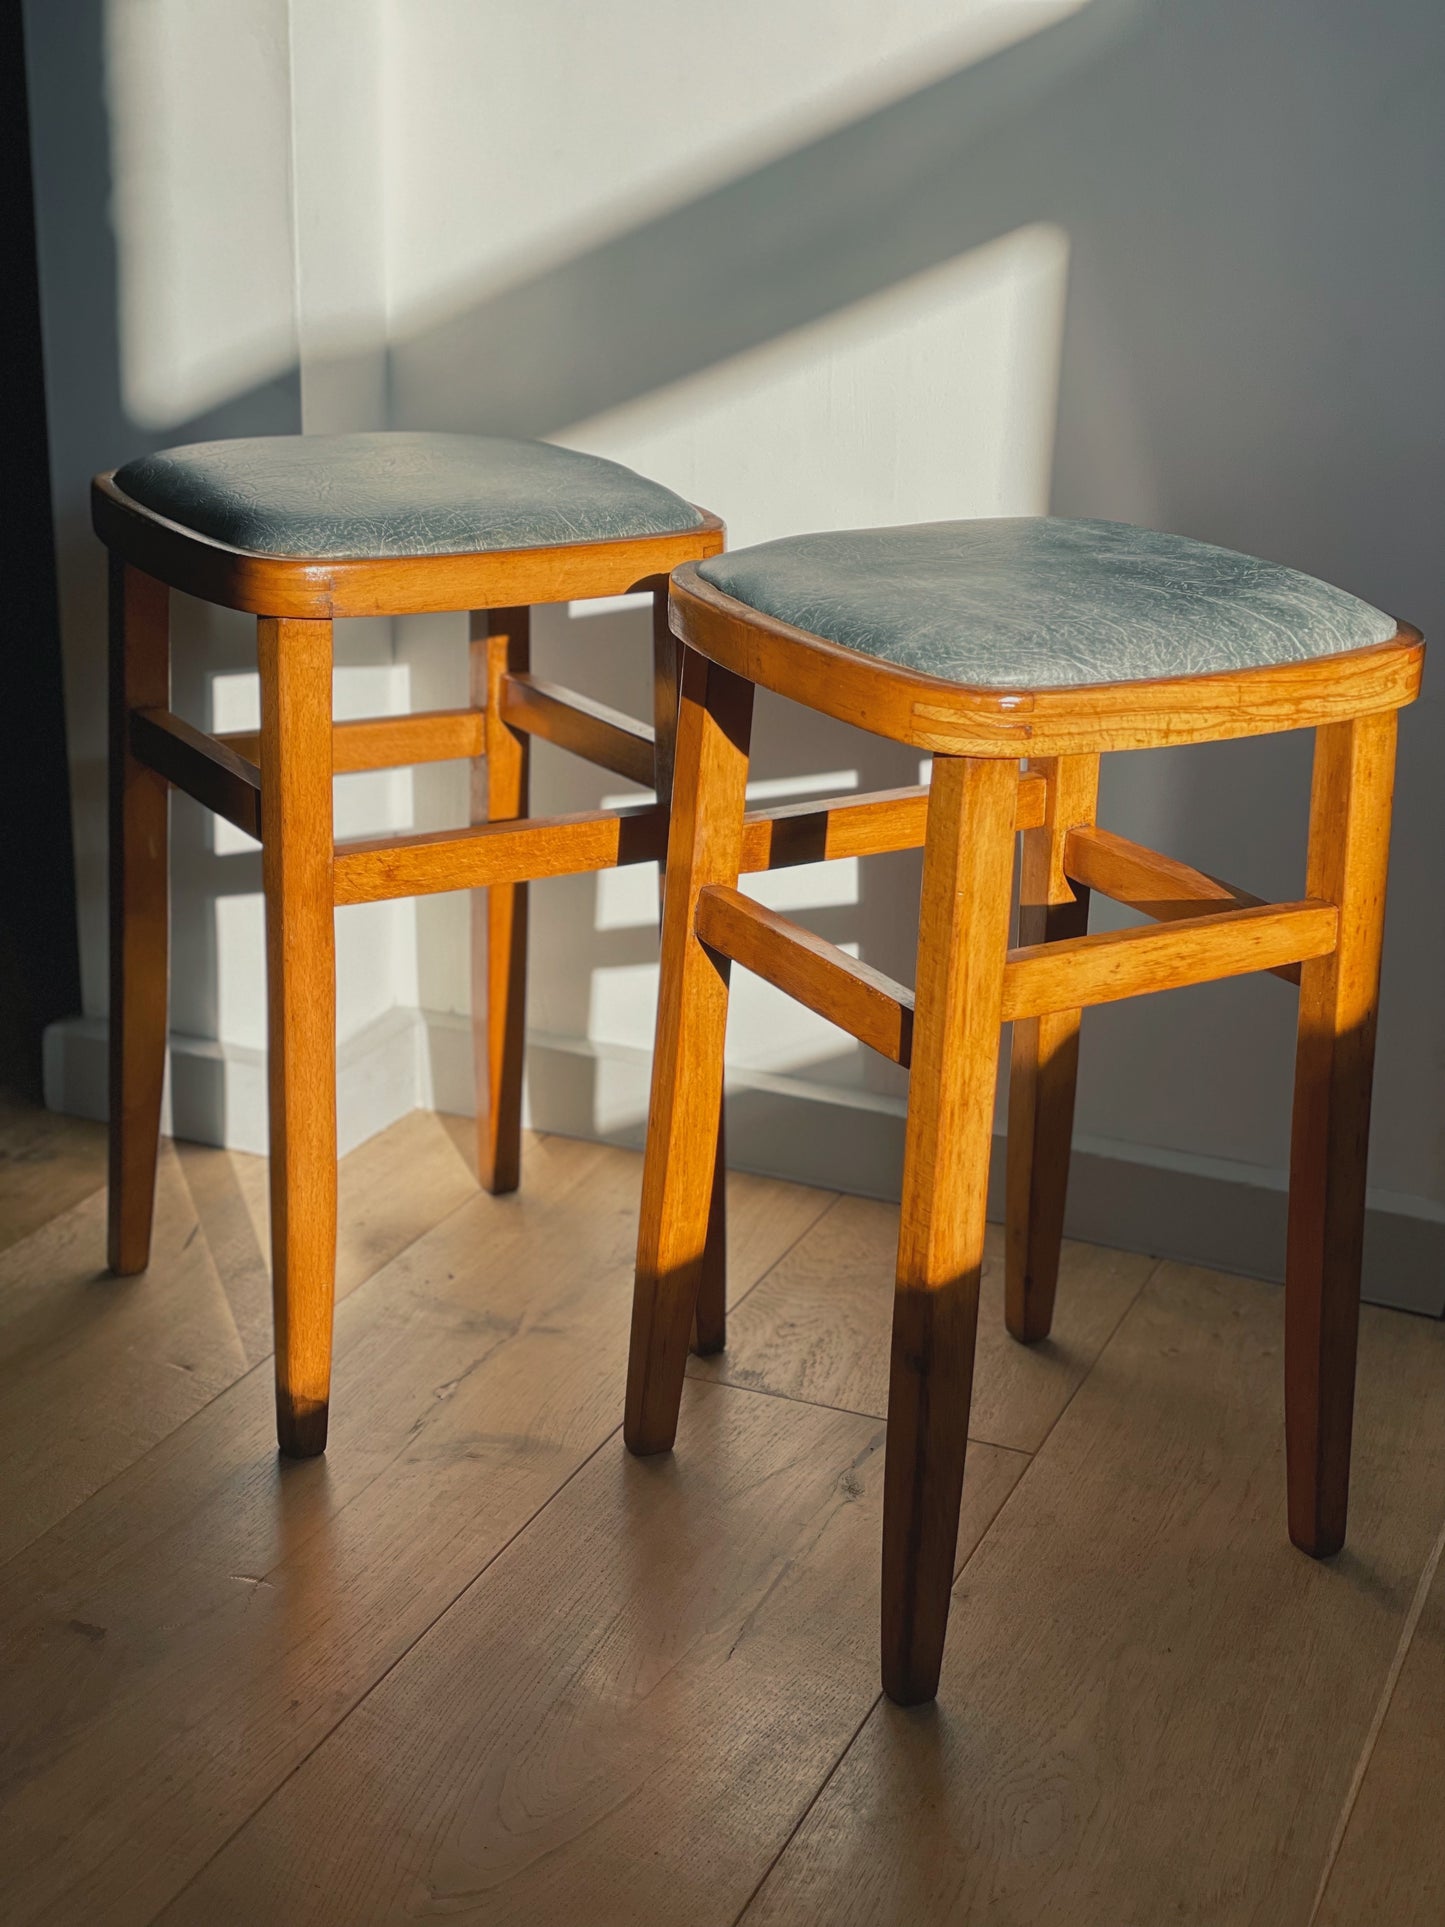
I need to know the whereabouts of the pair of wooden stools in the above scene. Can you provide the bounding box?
[97,432,1421,1703]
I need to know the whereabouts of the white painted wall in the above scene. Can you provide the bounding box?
[27,0,415,1149]
[29,1,1445,1291]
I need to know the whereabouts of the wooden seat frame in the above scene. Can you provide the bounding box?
[97,477,1001,1462]
[625,561,1424,1705]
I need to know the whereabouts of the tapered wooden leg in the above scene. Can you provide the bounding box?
[626,649,753,1453]
[260,617,337,1459]
[107,560,170,1276]
[470,609,531,1194]
[1005,753,1099,1342]
[883,754,1018,1705]
[652,588,728,1356]
[692,1112,729,1355]
[1285,711,1397,1556]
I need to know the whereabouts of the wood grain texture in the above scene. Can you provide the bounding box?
[131,706,261,838]
[1286,712,1398,1556]
[179,1108,480,1370]
[331,779,1044,910]
[1313,1534,1445,1926]
[107,559,170,1275]
[220,707,487,772]
[6,1097,1443,1924]
[1064,822,1303,984]
[0,1113,475,1567]
[882,754,1019,1702]
[160,1383,1026,1927]
[745,1263,1445,1926]
[652,594,730,1359]
[500,670,656,787]
[332,798,667,904]
[0,1098,106,1258]
[1006,753,1098,1343]
[696,884,914,1065]
[471,609,531,1195]
[688,1196,1157,1454]
[93,472,724,620]
[626,652,754,1455]
[671,566,1423,758]
[735,769,1046,871]
[1001,899,1338,1020]
[259,615,338,1457]
[0,1142,245,1562]
[0,1139,827,1927]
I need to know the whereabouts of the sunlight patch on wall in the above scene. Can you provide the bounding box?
[384,0,1091,326]
[104,0,298,428]
[566,222,1071,547]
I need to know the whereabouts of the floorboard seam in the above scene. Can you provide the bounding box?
[146,1422,628,1926]
[1306,1501,1445,1926]
[725,1368,1046,1926]
[718,1189,845,1325]
[696,1249,1165,1455]
[0,1180,107,1263]
[693,1370,1039,1463]
[729,1689,884,1927]
[0,1170,491,1576]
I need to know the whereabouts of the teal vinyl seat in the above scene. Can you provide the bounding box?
[697,518,1397,688]
[112,430,705,560]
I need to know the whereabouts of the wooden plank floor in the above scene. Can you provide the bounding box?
[1,1103,1442,1926]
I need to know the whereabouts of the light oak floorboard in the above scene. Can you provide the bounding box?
[0,1096,107,1257]
[690,1193,1157,1451]
[1312,1521,1445,1926]
[218,1106,484,1308]
[161,1381,1026,1927]
[0,1112,482,1564]
[0,1141,247,1562]
[0,1139,830,1927]
[743,1263,1445,1927]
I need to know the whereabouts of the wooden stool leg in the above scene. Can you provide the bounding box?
[470,608,531,1194]
[260,616,338,1459]
[1005,753,1099,1341]
[1285,711,1397,1556]
[625,650,753,1454]
[107,560,170,1275]
[651,589,728,1356]
[692,1109,729,1355]
[883,754,1018,1705]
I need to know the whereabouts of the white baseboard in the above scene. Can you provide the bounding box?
[46,1006,1445,1317]
[43,1005,422,1159]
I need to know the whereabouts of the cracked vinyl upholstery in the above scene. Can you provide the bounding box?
[698,518,1397,688]
[114,431,706,559]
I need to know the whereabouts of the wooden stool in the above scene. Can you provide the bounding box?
[624,516,1423,1705]
[95,429,733,1457]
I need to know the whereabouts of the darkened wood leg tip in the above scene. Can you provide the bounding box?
[277,1409,330,1459]
[478,1171,521,1198]
[689,1334,726,1358]
[882,1667,942,1708]
[623,1427,677,1459]
[1289,1520,1346,1561]
[1005,1317,1052,1347]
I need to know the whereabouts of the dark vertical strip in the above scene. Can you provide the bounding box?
[1,7,81,1096]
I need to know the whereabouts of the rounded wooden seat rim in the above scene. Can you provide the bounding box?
[669,564,1422,757]
[92,472,725,621]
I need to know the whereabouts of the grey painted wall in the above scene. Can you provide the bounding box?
[28,0,1445,1303]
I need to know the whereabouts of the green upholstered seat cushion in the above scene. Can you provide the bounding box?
[697,519,1396,689]
[113,431,705,559]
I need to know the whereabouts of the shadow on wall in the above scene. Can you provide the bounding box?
[30,0,1445,1220]
[392,0,1445,1205]
[26,0,299,1141]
